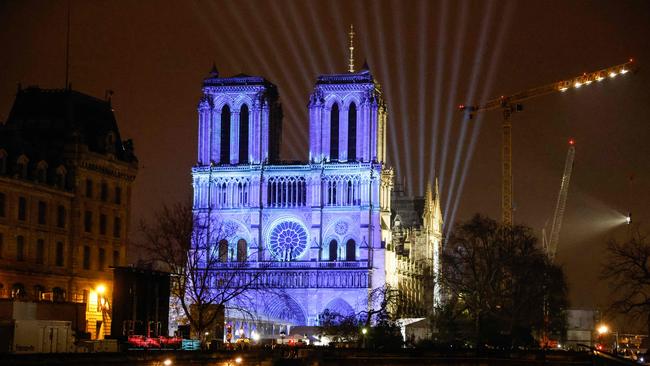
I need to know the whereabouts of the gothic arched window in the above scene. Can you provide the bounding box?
[329,240,338,261]
[348,102,357,161]
[218,239,229,262]
[220,105,231,164]
[239,104,249,164]
[237,239,247,262]
[329,103,339,161]
[346,239,356,261]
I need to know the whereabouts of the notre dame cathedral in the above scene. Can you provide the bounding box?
[191,41,443,335]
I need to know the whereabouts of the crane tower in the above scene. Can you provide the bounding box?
[544,139,575,261]
[460,60,635,225]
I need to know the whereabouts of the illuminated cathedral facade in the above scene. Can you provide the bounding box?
[191,62,442,329]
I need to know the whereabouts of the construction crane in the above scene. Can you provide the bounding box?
[459,59,635,225]
[542,139,576,261]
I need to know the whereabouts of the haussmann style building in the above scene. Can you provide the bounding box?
[0,86,138,339]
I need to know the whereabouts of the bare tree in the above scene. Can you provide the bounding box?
[602,227,650,335]
[138,202,270,343]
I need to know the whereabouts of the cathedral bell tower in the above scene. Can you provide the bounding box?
[308,27,387,164]
[307,66,387,164]
[197,65,283,166]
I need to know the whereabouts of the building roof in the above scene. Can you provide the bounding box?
[0,86,137,165]
[316,68,375,85]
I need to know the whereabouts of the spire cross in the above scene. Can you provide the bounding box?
[348,24,355,73]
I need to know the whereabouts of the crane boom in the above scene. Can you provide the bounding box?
[459,59,635,225]
[546,140,576,261]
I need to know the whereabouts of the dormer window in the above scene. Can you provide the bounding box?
[55,165,67,189]
[105,131,116,154]
[36,161,48,183]
[16,155,28,179]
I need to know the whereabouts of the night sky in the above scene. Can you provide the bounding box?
[2,0,649,326]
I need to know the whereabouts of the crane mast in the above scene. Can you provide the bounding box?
[545,140,575,261]
[459,59,635,225]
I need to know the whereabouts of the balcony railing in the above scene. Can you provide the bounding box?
[208,260,369,270]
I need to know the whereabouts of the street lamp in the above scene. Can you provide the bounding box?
[597,324,619,352]
[361,327,368,349]
[597,325,609,335]
[95,283,108,312]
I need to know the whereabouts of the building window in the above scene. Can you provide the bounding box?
[85,179,93,198]
[18,196,26,221]
[329,240,338,261]
[239,104,249,164]
[57,205,66,228]
[11,283,25,299]
[218,240,228,262]
[56,241,64,266]
[100,214,107,235]
[100,182,108,202]
[113,250,120,266]
[53,287,66,302]
[113,217,121,238]
[84,211,92,232]
[83,246,90,270]
[346,239,356,261]
[237,239,247,262]
[38,201,46,225]
[16,236,25,261]
[0,192,5,217]
[348,103,357,161]
[36,239,44,264]
[98,248,105,270]
[330,103,339,161]
[114,187,122,204]
[220,105,231,163]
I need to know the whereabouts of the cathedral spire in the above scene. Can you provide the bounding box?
[348,24,355,73]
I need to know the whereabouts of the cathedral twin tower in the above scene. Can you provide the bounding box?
[196,64,387,167]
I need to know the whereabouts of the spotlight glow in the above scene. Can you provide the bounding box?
[609,71,617,78]
[574,82,582,88]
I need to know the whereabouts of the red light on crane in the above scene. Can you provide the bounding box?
[568,138,575,146]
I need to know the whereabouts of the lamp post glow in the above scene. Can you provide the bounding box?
[361,327,368,348]
[597,324,609,335]
[597,324,619,352]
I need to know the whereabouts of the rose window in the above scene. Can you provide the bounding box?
[268,221,308,260]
